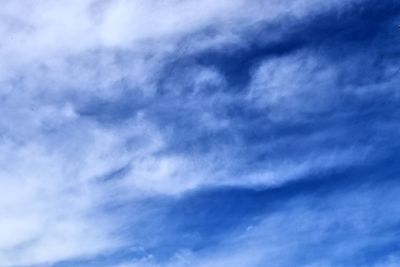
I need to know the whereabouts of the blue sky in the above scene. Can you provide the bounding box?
[0,0,400,266]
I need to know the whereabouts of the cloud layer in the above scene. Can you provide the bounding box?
[0,0,399,266]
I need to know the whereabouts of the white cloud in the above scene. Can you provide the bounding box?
[0,0,363,89]
[0,139,117,265]
[0,0,375,265]
[247,50,339,120]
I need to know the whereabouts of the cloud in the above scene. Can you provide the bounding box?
[0,138,118,265]
[247,50,339,120]
[0,0,397,266]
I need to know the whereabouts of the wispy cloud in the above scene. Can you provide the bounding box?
[0,0,399,266]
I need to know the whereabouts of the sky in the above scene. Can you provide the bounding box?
[0,0,400,266]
